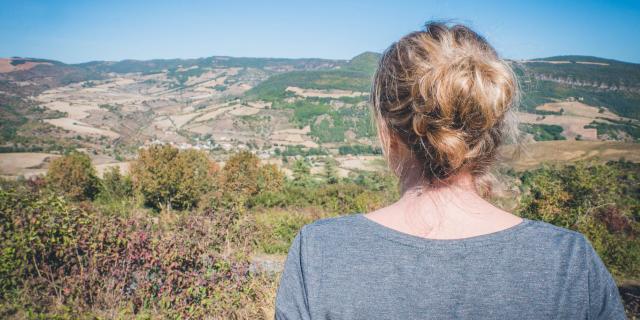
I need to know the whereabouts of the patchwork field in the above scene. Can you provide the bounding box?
[1,54,639,185]
[44,118,120,138]
[517,101,638,140]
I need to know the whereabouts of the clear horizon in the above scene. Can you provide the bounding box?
[1,0,639,64]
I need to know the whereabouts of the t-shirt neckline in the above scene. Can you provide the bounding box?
[353,213,533,249]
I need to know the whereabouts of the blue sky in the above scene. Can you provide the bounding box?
[1,0,639,64]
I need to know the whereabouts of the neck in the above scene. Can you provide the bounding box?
[399,169,478,196]
[365,160,522,239]
[392,170,506,238]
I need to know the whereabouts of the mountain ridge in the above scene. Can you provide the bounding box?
[4,53,640,73]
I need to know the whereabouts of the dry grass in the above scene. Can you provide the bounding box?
[501,140,640,171]
[0,58,53,73]
[0,153,128,179]
[44,118,120,138]
[0,152,59,178]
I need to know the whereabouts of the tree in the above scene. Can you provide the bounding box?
[324,158,339,184]
[47,151,99,200]
[130,145,218,211]
[208,151,290,210]
[292,158,312,187]
[100,166,133,200]
[220,151,261,197]
[257,163,286,193]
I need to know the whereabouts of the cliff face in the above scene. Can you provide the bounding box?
[533,74,640,93]
[511,57,640,119]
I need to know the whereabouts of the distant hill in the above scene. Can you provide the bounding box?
[245,53,640,120]
[245,52,379,101]
[514,56,640,119]
[76,56,344,74]
[0,57,103,93]
[0,52,638,161]
[2,54,638,118]
[0,56,343,97]
[343,51,380,74]
[519,55,640,90]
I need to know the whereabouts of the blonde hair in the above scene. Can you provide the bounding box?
[371,22,519,186]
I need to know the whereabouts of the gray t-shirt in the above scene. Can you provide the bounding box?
[274,213,625,319]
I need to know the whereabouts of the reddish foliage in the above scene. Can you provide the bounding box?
[595,205,634,235]
[1,187,267,318]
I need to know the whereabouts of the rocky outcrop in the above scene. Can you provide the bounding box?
[533,74,640,93]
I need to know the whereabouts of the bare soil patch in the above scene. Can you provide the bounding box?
[45,118,120,138]
[0,153,60,178]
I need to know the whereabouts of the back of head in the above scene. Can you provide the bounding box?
[371,22,518,185]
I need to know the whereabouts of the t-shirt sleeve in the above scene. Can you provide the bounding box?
[275,226,312,320]
[583,236,626,320]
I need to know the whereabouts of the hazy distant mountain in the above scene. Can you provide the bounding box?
[0,56,343,95]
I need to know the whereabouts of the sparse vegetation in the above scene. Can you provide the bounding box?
[98,103,120,113]
[519,123,566,141]
[585,120,640,140]
[338,144,383,155]
[276,145,329,157]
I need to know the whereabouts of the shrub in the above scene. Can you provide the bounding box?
[324,158,339,184]
[130,145,219,211]
[209,152,288,211]
[254,209,314,254]
[0,184,273,319]
[100,166,133,200]
[220,151,261,197]
[291,158,312,187]
[0,186,91,302]
[95,166,135,216]
[46,151,99,200]
[257,163,286,194]
[518,160,640,278]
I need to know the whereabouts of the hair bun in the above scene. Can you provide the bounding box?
[372,22,518,181]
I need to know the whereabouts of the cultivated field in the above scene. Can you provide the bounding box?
[502,140,640,171]
[517,101,638,140]
[0,152,129,179]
